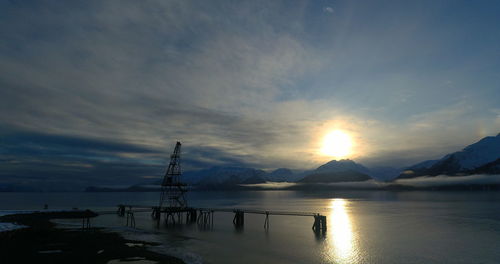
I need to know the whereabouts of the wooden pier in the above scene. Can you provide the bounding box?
[111,204,327,233]
[103,142,327,234]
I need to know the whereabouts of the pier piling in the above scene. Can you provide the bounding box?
[126,210,136,228]
[117,205,126,217]
[151,206,161,220]
[264,211,270,229]
[233,210,245,227]
[81,217,91,230]
[186,209,197,223]
[312,214,327,233]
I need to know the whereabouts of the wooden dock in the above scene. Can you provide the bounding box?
[97,142,327,234]
[106,205,327,233]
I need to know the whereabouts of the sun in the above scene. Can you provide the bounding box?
[321,130,353,159]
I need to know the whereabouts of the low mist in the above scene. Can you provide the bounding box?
[241,174,500,190]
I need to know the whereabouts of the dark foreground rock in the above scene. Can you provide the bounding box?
[0,211,184,264]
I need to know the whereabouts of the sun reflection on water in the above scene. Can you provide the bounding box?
[326,198,357,263]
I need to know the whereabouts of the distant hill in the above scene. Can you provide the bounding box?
[400,133,500,178]
[182,166,264,184]
[267,168,297,182]
[470,158,500,174]
[314,159,371,174]
[406,159,439,171]
[196,167,266,185]
[299,159,372,183]
[85,185,161,192]
[299,170,371,183]
[187,159,384,186]
[180,166,303,188]
[363,166,401,181]
[0,183,41,192]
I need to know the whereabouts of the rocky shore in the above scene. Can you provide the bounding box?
[0,211,184,264]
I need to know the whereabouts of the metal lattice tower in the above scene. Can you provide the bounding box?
[159,141,188,209]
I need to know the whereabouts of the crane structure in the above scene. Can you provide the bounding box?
[158,141,188,209]
[118,141,327,232]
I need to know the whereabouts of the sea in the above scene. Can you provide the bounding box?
[1,190,499,264]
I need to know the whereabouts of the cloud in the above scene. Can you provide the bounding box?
[0,0,499,190]
[0,128,256,190]
[0,1,326,170]
[0,128,159,156]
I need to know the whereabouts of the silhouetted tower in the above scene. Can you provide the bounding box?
[159,142,188,208]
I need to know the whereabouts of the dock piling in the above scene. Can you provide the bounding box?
[264,211,270,229]
[151,206,161,220]
[312,214,327,234]
[126,210,136,228]
[117,205,126,217]
[197,209,213,228]
[81,217,91,230]
[186,209,197,223]
[233,210,244,227]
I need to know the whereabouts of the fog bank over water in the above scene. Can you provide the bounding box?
[394,174,500,188]
[242,174,500,190]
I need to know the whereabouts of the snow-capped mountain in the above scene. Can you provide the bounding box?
[314,159,371,174]
[180,166,303,189]
[299,159,372,183]
[183,166,266,185]
[400,133,500,178]
[176,131,500,187]
[448,133,500,169]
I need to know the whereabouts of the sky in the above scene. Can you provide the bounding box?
[1,0,499,189]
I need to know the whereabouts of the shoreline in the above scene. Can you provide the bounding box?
[0,211,185,264]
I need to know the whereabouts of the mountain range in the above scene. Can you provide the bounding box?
[182,166,301,189]
[182,159,383,188]
[180,133,500,187]
[400,133,500,178]
[6,133,498,192]
[79,132,500,191]
[298,159,372,183]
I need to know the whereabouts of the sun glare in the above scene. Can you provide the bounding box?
[321,130,353,159]
[327,199,356,262]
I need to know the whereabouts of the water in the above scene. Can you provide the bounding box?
[1,190,500,264]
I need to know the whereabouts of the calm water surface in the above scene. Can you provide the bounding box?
[1,190,499,264]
